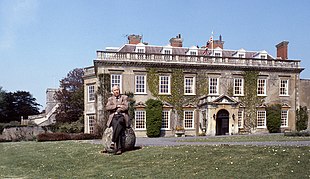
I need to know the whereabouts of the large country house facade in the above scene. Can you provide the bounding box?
[83,34,308,137]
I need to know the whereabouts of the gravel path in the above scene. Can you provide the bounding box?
[90,135,310,147]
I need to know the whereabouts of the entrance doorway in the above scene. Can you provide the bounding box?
[216,109,229,135]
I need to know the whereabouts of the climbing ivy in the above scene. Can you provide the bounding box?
[146,67,208,128]
[239,71,265,132]
[96,73,111,135]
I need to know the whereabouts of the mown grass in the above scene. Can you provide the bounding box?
[180,134,310,143]
[0,139,309,179]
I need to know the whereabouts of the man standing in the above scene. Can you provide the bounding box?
[105,85,129,155]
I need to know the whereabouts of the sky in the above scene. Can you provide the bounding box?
[0,0,309,110]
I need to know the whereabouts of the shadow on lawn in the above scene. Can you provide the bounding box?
[100,146,143,155]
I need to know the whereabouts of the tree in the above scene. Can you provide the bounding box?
[55,68,84,123]
[0,90,40,123]
[0,87,7,121]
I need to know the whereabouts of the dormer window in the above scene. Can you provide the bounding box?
[164,49,171,54]
[137,48,144,53]
[257,50,268,59]
[215,53,221,57]
[135,43,146,59]
[190,51,197,56]
[234,48,246,59]
[162,46,172,60]
[187,46,198,56]
[213,47,222,57]
[260,55,266,59]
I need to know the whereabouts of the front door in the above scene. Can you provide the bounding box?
[216,109,229,135]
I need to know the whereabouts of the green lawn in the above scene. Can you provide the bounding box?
[0,140,309,178]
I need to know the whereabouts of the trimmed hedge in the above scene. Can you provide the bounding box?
[145,99,163,137]
[266,104,281,133]
[296,106,308,131]
[36,133,99,142]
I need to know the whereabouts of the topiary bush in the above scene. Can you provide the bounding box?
[296,106,308,131]
[145,99,163,137]
[266,104,281,133]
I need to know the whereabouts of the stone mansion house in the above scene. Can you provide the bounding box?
[83,34,309,137]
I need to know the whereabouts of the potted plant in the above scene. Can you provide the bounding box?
[175,125,185,137]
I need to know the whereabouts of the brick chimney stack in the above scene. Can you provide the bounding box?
[169,34,183,47]
[128,34,142,44]
[276,41,289,60]
[212,35,224,49]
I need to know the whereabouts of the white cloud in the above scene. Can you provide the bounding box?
[0,0,39,50]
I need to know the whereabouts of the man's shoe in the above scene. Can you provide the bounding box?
[115,150,122,155]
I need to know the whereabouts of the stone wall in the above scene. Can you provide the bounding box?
[2,126,46,141]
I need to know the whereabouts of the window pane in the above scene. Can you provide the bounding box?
[184,77,194,94]
[184,111,194,129]
[281,110,288,127]
[88,115,95,134]
[135,75,146,93]
[280,80,288,96]
[162,111,169,129]
[88,85,95,102]
[234,78,243,95]
[160,76,170,94]
[257,111,266,127]
[135,111,146,129]
[209,78,218,94]
[111,74,121,91]
[257,79,266,95]
[238,111,243,128]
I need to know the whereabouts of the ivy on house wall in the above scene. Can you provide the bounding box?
[96,73,111,134]
[146,67,208,128]
[239,71,265,132]
[97,74,135,130]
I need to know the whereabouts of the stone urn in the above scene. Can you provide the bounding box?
[102,127,136,151]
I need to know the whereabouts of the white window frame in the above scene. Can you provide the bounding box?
[135,110,146,130]
[257,110,266,128]
[209,77,219,95]
[279,79,289,96]
[213,48,223,57]
[87,85,95,102]
[257,79,267,96]
[184,110,194,129]
[161,110,170,130]
[238,54,245,58]
[190,51,197,56]
[238,110,244,128]
[111,74,122,93]
[135,75,146,94]
[159,75,171,95]
[184,76,196,95]
[136,47,145,59]
[281,110,288,127]
[87,115,95,134]
[136,48,145,53]
[162,48,172,60]
[233,78,244,96]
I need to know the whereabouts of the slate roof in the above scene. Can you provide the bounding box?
[116,44,275,59]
